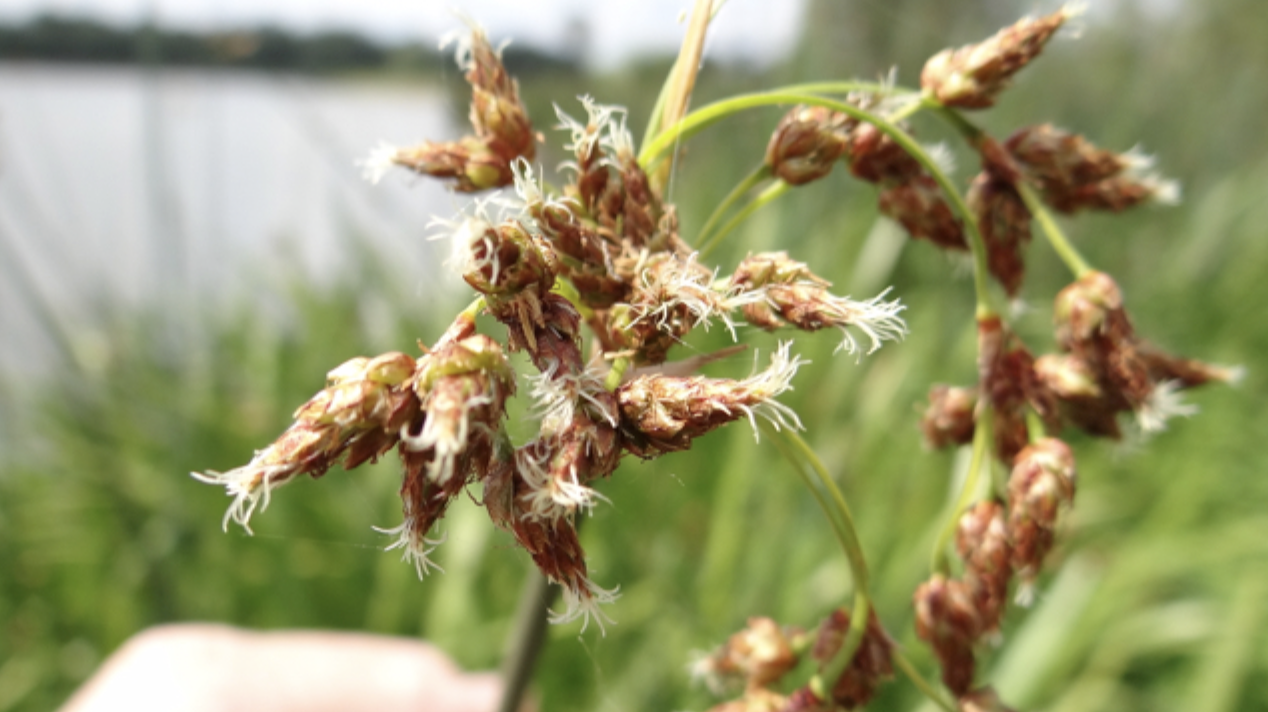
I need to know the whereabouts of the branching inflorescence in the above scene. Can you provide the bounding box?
[196,3,1236,710]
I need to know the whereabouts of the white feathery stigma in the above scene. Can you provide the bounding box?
[825,287,909,356]
[549,577,619,636]
[1135,380,1198,433]
[737,341,807,440]
[190,453,301,534]
[375,523,447,579]
[359,141,400,185]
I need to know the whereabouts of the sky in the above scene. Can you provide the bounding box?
[0,0,808,68]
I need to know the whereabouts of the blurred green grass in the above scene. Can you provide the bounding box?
[3,2,1268,711]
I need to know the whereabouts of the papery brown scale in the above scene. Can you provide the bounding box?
[731,252,830,290]
[506,496,593,598]
[878,175,967,250]
[619,160,661,245]
[1057,176,1158,213]
[395,427,469,550]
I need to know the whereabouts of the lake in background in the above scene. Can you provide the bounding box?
[0,62,468,377]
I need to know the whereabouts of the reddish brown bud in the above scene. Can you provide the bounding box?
[812,608,895,709]
[766,106,852,185]
[1006,124,1179,213]
[956,501,1013,631]
[921,385,978,450]
[1007,438,1076,582]
[462,219,556,297]
[1034,353,1122,439]
[922,8,1073,109]
[731,251,830,290]
[618,344,803,458]
[914,574,982,696]
[968,173,1031,296]
[847,122,922,184]
[697,617,799,692]
[195,352,423,533]
[978,317,1059,462]
[878,175,967,250]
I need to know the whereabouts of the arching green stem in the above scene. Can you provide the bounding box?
[764,425,874,700]
[893,650,958,712]
[930,104,1094,278]
[1016,181,1093,277]
[642,92,996,317]
[931,407,994,575]
[693,163,771,250]
[604,357,630,392]
[699,180,790,259]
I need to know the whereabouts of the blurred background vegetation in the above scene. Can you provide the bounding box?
[2,0,1266,710]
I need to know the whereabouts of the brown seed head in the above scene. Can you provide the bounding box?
[914,574,982,696]
[921,384,978,450]
[812,608,895,709]
[956,501,1013,631]
[700,617,799,692]
[618,344,803,458]
[1006,124,1179,213]
[847,122,922,184]
[462,219,556,297]
[1007,438,1076,581]
[968,172,1031,296]
[195,352,423,533]
[921,8,1073,109]
[765,105,852,186]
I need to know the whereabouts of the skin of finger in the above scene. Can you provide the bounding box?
[58,624,503,712]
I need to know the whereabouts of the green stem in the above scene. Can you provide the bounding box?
[1025,409,1046,444]
[893,650,958,712]
[929,104,1094,279]
[496,566,555,712]
[639,85,915,168]
[931,407,993,575]
[605,357,630,391]
[699,180,790,258]
[693,164,771,250]
[763,423,864,585]
[642,92,995,317]
[764,425,875,694]
[1016,181,1093,278]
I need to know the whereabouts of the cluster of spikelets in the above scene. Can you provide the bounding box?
[676,7,1234,712]
[196,23,907,633]
[194,4,1239,709]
